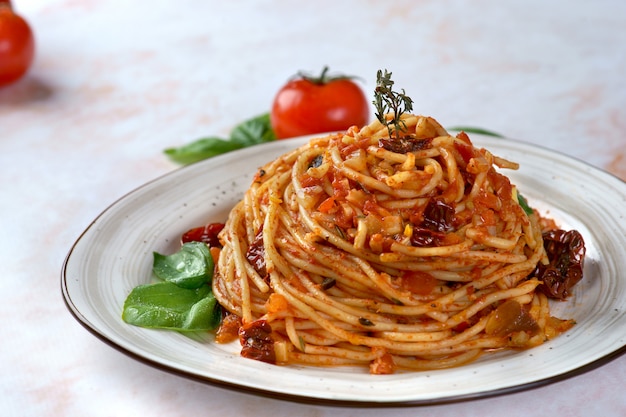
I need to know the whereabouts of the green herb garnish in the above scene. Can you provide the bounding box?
[517,192,534,216]
[447,126,504,138]
[122,282,220,331]
[373,69,414,138]
[164,113,276,165]
[122,242,221,331]
[152,241,213,289]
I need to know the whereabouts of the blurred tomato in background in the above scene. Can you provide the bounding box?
[0,0,35,87]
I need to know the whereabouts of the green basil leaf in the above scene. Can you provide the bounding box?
[152,242,213,289]
[164,113,276,165]
[446,126,504,138]
[230,113,276,146]
[164,137,245,165]
[517,192,534,215]
[122,282,221,331]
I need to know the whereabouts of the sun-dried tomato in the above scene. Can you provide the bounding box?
[246,226,267,279]
[181,222,225,248]
[534,229,586,299]
[239,319,276,364]
[410,226,447,247]
[215,313,242,344]
[379,136,432,153]
[421,199,455,232]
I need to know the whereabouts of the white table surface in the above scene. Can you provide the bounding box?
[2,0,625,416]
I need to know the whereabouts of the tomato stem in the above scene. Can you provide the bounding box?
[318,66,330,83]
[296,66,354,85]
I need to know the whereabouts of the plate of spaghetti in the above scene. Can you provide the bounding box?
[62,115,626,405]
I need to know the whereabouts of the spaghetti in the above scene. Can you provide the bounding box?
[212,114,581,374]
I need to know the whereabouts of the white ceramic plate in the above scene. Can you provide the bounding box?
[62,135,626,405]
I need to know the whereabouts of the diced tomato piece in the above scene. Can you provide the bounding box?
[299,173,323,188]
[318,196,336,213]
[215,313,242,344]
[370,348,395,375]
[400,271,438,296]
[265,293,290,314]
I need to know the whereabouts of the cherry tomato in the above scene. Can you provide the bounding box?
[270,67,370,139]
[181,223,225,248]
[0,1,35,87]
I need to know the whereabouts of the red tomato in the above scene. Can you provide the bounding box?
[181,223,225,247]
[0,2,35,87]
[270,67,370,139]
[400,271,438,296]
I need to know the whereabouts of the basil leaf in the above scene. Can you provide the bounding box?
[122,282,221,331]
[446,126,504,138]
[164,113,276,165]
[164,137,244,165]
[152,242,213,289]
[517,192,534,215]
[230,113,276,146]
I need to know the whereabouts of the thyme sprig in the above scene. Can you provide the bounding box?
[373,69,414,139]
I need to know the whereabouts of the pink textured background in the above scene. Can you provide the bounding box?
[1,1,624,416]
